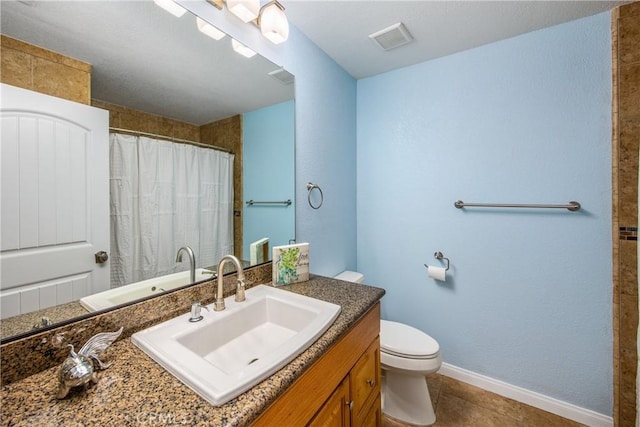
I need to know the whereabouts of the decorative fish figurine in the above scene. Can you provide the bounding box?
[56,327,123,399]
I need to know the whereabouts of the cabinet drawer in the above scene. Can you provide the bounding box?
[350,337,380,421]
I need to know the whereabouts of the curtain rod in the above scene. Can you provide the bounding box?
[109,127,233,154]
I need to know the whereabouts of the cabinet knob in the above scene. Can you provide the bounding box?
[366,379,376,388]
[345,400,354,410]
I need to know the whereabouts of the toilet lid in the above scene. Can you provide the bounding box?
[380,320,439,358]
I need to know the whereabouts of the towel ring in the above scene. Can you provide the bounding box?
[306,182,323,209]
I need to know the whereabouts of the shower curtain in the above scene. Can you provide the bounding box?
[109,133,234,288]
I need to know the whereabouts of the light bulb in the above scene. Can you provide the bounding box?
[260,2,289,44]
[196,17,226,40]
[153,0,187,17]
[226,0,260,23]
[231,39,256,58]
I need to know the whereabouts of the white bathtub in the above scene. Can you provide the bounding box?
[80,268,215,312]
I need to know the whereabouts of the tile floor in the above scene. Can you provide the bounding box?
[382,374,585,427]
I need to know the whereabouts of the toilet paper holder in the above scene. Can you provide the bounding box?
[424,251,450,271]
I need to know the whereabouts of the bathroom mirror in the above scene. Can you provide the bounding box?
[0,1,295,341]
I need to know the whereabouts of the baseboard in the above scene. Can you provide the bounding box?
[438,363,613,427]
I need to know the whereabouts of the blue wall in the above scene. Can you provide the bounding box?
[182,2,358,276]
[356,12,612,415]
[285,34,358,275]
[181,1,612,415]
[243,100,295,259]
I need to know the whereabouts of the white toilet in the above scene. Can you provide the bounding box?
[334,271,442,426]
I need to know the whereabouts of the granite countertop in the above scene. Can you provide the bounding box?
[1,301,89,340]
[1,277,385,426]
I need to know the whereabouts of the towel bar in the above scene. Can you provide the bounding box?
[454,200,580,211]
[246,199,292,206]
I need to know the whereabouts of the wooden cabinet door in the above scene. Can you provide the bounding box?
[358,396,382,427]
[308,377,351,427]
[360,395,382,427]
[350,338,381,426]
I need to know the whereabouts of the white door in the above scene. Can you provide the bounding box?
[0,83,109,319]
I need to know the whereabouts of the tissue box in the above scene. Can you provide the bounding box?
[272,243,309,286]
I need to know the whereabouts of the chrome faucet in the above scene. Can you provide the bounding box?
[176,246,196,284]
[214,255,245,311]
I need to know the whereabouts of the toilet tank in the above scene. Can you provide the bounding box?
[334,271,364,283]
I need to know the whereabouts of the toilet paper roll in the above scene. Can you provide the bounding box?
[427,266,446,282]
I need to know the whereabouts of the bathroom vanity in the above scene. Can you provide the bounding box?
[255,303,381,425]
[0,268,384,426]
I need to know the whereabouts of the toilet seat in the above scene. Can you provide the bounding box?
[381,320,440,360]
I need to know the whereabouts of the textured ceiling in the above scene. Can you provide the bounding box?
[1,1,628,123]
[282,1,629,79]
[1,1,294,125]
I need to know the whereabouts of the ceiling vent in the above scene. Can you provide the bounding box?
[368,22,413,51]
[268,68,295,85]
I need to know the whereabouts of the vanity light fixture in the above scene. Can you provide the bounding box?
[196,17,226,40]
[231,39,257,58]
[153,0,187,17]
[258,1,289,45]
[206,0,289,45]
[226,0,260,23]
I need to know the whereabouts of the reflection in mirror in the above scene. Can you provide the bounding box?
[0,1,295,341]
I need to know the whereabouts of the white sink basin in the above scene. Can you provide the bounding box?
[80,268,215,311]
[131,285,341,406]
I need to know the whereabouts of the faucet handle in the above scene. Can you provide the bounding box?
[189,301,208,322]
[235,279,246,302]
